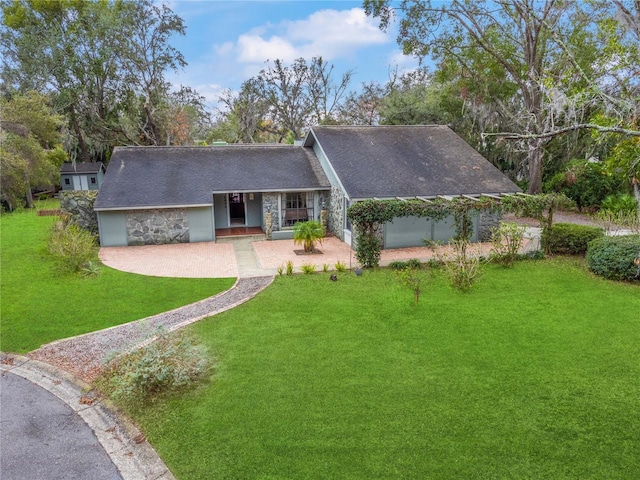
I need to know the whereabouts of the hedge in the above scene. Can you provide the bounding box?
[586,235,640,282]
[546,223,604,255]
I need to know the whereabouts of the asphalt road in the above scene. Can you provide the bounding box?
[0,371,122,480]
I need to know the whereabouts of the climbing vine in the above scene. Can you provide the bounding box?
[346,194,572,267]
[347,196,499,267]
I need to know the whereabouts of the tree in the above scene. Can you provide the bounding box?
[0,91,66,209]
[293,220,325,253]
[239,56,353,141]
[337,81,387,125]
[117,0,187,146]
[1,0,189,160]
[365,0,639,194]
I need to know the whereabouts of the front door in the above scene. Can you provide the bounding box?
[229,193,246,225]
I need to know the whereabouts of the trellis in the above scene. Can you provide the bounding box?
[346,193,572,267]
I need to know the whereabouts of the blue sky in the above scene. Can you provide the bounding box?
[164,0,419,110]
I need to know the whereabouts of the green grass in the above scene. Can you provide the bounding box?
[124,260,640,479]
[0,204,234,353]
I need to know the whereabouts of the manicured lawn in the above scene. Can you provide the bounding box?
[127,260,639,479]
[0,204,234,353]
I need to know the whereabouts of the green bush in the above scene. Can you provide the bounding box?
[544,159,621,211]
[48,217,97,272]
[445,239,481,291]
[98,330,210,402]
[301,263,317,274]
[489,222,526,267]
[586,235,640,281]
[388,259,421,270]
[546,223,604,255]
[334,261,348,272]
[601,193,638,215]
[355,232,382,268]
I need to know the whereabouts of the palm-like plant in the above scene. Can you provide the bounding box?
[293,220,325,253]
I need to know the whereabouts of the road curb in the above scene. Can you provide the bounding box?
[0,353,175,480]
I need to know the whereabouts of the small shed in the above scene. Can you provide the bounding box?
[60,162,105,191]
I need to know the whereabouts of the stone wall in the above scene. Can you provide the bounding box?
[478,209,502,242]
[59,190,98,235]
[262,193,280,237]
[328,186,345,240]
[126,209,189,246]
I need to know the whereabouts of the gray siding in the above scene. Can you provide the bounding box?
[213,194,228,228]
[383,214,479,248]
[97,211,127,246]
[189,206,215,242]
[245,192,262,227]
[61,173,102,191]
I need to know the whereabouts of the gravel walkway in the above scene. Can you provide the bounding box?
[29,276,274,383]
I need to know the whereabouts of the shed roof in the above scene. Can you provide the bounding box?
[305,125,521,199]
[60,162,105,174]
[94,145,330,210]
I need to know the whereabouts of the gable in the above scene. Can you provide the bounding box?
[306,125,521,199]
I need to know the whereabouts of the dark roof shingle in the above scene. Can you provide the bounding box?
[60,162,104,174]
[95,145,330,210]
[307,125,521,199]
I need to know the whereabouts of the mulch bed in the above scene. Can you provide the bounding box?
[37,209,61,216]
[294,249,323,255]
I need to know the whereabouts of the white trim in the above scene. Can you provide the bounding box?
[94,203,212,212]
[306,129,349,198]
[211,188,329,194]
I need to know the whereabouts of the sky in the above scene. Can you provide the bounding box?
[163,0,420,111]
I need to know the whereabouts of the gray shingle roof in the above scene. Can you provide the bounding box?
[306,125,521,199]
[60,162,105,174]
[94,145,330,210]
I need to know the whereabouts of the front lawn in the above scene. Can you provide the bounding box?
[0,205,234,353]
[126,260,639,479]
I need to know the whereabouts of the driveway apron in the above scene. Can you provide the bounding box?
[0,371,122,480]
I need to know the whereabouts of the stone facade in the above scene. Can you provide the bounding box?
[328,186,345,240]
[59,190,98,235]
[126,209,189,246]
[478,209,503,242]
[262,193,280,236]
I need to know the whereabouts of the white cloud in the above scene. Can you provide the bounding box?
[237,34,299,63]
[218,7,391,67]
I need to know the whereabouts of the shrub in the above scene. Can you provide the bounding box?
[546,223,604,255]
[445,239,481,291]
[276,264,285,276]
[334,261,348,272]
[98,330,210,403]
[285,260,294,275]
[48,218,97,272]
[395,266,428,303]
[355,232,382,268]
[322,263,330,273]
[586,235,640,282]
[490,222,526,267]
[301,263,316,274]
[601,193,638,215]
[389,259,421,270]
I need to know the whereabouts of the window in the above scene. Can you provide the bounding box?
[90,177,96,184]
[282,192,313,226]
[64,178,70,185]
